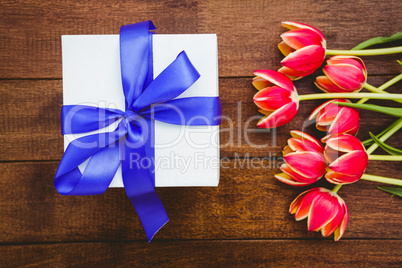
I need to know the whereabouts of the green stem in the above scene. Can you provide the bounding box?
[360,74,402,104]
[332,184,342,194]
[361,174,402,186]
[298,93,402,101]
[368,155,402,161]
[326,47,402,56]
[363,83,387,94]
[362,119,402,146]
[366,118,402,155]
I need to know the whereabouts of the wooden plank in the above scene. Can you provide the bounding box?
[1,0,402,78]
[199,0,402,77]
[0,160,400,243]
[0,76,399,161]
[0,0,199,79]
[1,240,401,267]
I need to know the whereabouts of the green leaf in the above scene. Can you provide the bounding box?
[335,102,402,117]
[378,187,402,198]
[369,132,402,155]
[352,31,402,50]
[398,60,402,67]
[362,120,401,146]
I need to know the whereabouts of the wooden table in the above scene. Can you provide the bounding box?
[1,0,401,266]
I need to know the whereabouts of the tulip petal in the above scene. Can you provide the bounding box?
[280,163,319,185]
[315,76,347,93]
[274,172,311,186]
[281,21,325,44]
[284,151,327,179]
[324,145,343,164]
[316,101,345,125]
[278,66,307,80]
[329,150,368,176]
[289,188,317,214]
[294,189,321,221]
[256,101,298,128]
[325,134,365,152]
[287,138,323,154]
[327,56,367,76]
[253,69,295,91]
[282,145,293,156]
[328,106,360,135]
[321,204,344,237]
[309,99,334,120]
[334,203,349,241]
[281,28,324,49]
[325,170,361,184]
[323,64,366,92]
[278,41,295,57]
[258,109,271,116]
[281,45,325,73]
[289,130,324,151]
[252,77,273,91]
[308,193,339,232]
[253,86,292,111]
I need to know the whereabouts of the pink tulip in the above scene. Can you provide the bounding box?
[289,187,349,241]
[309,99,360,137]
[275,130,327,186]
[324,134,368,184]
[315,56,367,93]
[278,21,326,80]
[253,70,299,128]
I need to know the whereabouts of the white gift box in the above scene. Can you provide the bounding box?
[62,33,219,187]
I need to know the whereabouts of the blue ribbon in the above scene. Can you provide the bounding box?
[55,21,221,241]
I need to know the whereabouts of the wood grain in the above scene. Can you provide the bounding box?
[1,0,402,78]
[0,76,399,161]
[199,0,402,77]
[2,240,401,267]
[0,160,400,243]
[1,0,402,266]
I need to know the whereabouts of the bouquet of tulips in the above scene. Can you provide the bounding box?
[253,22,402,241]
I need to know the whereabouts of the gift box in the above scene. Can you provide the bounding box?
[61,31,220,187]
[56,22,221,241]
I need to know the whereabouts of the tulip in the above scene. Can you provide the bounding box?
[278,21,326,80]
[289,187,349,241]
[253,70,299,128]
[309,99,360,137]
[315,56,367,93]
[275,130,327,186]
[324,134,368,184]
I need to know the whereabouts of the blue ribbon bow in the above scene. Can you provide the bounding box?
[55,21,221,241]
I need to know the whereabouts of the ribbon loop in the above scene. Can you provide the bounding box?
[132,51,200,111]
[61,105,124,134]
[120,21,156,109]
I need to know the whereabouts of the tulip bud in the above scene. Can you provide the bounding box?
[315,56,367,93]
[278,21,326,80]
[275,131,327,186]
[290,187,349,241]
[309,99,360,137]
[324,134,368,184]
[253,70,299,128]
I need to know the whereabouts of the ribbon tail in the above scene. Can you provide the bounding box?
[55,142,121,195]
[122,123,168,242]
[55,122,127,195]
